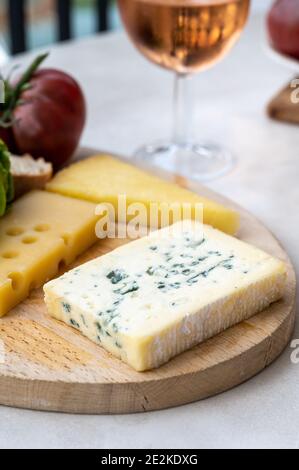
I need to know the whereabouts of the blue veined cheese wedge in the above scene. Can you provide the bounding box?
[44,221,287,371]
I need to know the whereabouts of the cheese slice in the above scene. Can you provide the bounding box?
[0,190,99,317]
[44,220,286,372]
[46,154,239,235]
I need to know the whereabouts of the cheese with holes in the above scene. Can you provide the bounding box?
[44,220,286,371]
[46,154,239,235]
[0,190,99,317]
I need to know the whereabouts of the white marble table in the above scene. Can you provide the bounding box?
[1,9,299,449]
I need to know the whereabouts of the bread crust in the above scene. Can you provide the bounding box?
[10,154,53,198]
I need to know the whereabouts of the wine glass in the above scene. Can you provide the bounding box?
[118,0,250,182]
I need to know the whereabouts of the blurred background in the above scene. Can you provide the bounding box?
[0,0,272,64]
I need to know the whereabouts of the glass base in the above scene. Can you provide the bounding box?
[134,141,235,182]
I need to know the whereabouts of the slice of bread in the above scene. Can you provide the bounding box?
[10,154,53,198]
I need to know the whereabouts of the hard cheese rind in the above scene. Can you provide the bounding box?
[0,190,99,317]
[44,221,286,372]
[46,154,239,235]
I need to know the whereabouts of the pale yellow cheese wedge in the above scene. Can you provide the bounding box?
[0,190,99,317]
[46,155,239,235]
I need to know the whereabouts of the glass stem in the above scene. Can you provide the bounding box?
[173,73,194,145]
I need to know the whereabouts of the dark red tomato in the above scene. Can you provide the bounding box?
[0,127,17,153]
[11,68,86,169]
[268,0,299,60]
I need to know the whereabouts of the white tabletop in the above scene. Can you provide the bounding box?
[1,10,299,449]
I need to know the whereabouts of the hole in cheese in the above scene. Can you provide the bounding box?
[61,233,71,246]
[58,260,67,273]
[22,236,38,245]
[6,227,24,237]
[8,272,23,290]
[2,251,19,259]
[34,224,50,233]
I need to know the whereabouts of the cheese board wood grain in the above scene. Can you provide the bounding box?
[0,149,296,414]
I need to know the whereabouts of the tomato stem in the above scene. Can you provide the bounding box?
[0,52,49,127]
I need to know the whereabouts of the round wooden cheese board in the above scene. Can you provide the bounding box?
[0,150,296,414]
